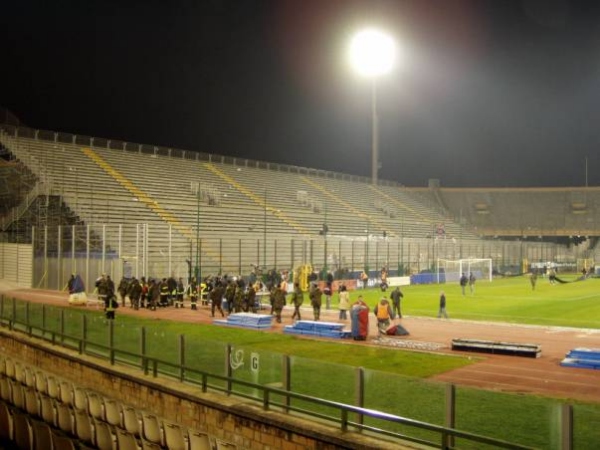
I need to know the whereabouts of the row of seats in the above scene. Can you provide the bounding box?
[0,355,238,449]
[0,402,84,450]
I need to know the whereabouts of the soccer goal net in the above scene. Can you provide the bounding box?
[436,258,492,283]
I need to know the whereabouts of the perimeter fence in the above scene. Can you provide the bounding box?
[3,223,583,292]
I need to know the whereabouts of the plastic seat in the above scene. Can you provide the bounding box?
[51,430,78,450]
[116,429,140,450]
[164,421,188,450]
[189,430,212,450]
[74,408,94,445]
[55,401,74,435]
[0,400,14,442]
[87,391,104,420]
[32,420,53,450]
[13,361,25,384]
[141,412,163,446]
[73,387,88,411]
[141,439,162,450]
[93,418,116,450]
[10,379,25,410]
[59,380,74,406]
[35,371,48,395]
[24,387,41,417]
[47,376,61,400]
[103,397,122,427]
[0,377,11,403]
[13,412,34,450]
[39,394,56,426]
[24,367,36,388]
[122,405,141,435]
[4,358,15,380]
[215,439,237,450]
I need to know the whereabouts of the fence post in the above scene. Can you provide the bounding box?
[178,334,185,382]
[11,297,16,331]
[60,309,65,344]
[80,314,87,355]
[26,302,31,336]
[444,384,456,449]
[42,305,46,337]
[238,240,242,275]
[355,367,365,429]
[141,327,147,374]
[282,355,291,412]
[109,320,115,365]
[560,404,573,450]
[226,344,232,395]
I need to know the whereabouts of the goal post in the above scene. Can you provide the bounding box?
[436,258,493,283]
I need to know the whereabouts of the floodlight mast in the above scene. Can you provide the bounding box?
[349,28,396,185]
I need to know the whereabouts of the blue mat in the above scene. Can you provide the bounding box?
[284,320,351,339]
[213,313,273,329]
[560,348,600,370]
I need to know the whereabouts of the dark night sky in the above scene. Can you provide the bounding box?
[3,0,600,187]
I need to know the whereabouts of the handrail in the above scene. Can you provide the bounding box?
[0,296,536,450]
[0,123,398,187]
[0,181,48,231]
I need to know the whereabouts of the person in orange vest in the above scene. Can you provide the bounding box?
[373,297,394,334]
[360,270,369,289]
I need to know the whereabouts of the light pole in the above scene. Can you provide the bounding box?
[322,203,329,278]
[349,28,397,185]
[196,187,201,281]
[263,187,267,271]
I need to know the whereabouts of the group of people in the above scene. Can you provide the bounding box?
[459,272,476,295]
[350,287,408,340]
[84,270,415,339]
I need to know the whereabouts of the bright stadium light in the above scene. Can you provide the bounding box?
[349,28,396,77]
[348,28,397,185]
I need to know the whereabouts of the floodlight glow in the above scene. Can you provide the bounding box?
[349,28,396,77]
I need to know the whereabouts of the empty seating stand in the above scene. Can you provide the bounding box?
[284,321,351,339]
[560,348,600,370]
[451,338,541,358]
[0,354,239,450]
[213,313,273,329]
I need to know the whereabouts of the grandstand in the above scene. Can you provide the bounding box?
[1,123,598,289]
[412,183,600,242]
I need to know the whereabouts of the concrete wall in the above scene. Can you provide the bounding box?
[0,328,408,450]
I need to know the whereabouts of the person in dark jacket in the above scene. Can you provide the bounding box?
[127,277,142,310]
[272,284,286,323]
[104,283,119,320]
[309,285,322,321]
[210,282,226,318]
[290,283,304,321]
[438,291,448,319]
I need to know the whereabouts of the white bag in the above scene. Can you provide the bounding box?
[69,292,88,305]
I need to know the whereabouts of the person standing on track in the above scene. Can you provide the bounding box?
[460,273,468,296]
[437,291,449,319]
[338,285,350,320]
[390,286,403,318]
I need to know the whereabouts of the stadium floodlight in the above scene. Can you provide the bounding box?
[348,28,397,185]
